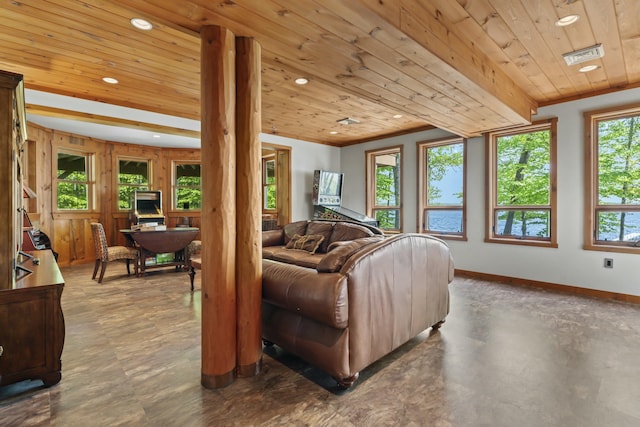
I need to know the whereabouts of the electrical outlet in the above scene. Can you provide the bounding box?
[604,258,614,268]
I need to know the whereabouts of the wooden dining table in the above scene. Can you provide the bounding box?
[120,227,199,276]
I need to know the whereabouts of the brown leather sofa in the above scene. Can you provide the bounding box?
[261,220,454,388]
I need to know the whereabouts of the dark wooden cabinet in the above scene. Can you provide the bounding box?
[0,70,64,388]
[0,250,65,387]
[0,71,65,388]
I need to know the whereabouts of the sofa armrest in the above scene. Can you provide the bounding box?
[262,260,348,329]
[340,234,453,374]
[262,229,284,247]
[317,236,384,273]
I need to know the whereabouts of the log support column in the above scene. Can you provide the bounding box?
[200,25,237,389]
[200,27,263,389]
[235,36,263,377]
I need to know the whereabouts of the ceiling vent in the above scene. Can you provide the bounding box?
[562,44,605,66]
[336,117,360,125]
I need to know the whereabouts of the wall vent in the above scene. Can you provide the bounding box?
[336,117,360,125]
[563,44,604,66]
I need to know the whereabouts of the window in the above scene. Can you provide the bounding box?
[486,119,557,247]
[118,158,150,210]
[173,162,201,210]
[366,146,402,231]
[56,151,92,210]
[418,137,466,240]
[262,156,276,212]
[585,103,640,252]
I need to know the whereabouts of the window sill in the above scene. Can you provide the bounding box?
[52,211,98,219]
[421,232,467,242]
[381,230,402,235]
[583,243,640,254]
[485,237,558,248]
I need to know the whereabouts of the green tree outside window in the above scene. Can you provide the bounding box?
[596,115,640,242]
[495,129,551,238]
[263,158,276,211]
[175,163,201,210]
[118,159,149,210]
[424,141,465,234]
[57,152,89,210]
[370,150,401,231]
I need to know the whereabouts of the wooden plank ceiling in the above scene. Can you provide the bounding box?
[1,0,639,146]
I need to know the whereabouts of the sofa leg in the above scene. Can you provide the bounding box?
[431,319,446,330]
[262,339,274,347]
[335,373,359,390]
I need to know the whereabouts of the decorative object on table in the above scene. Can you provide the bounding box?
[129,190,165,226]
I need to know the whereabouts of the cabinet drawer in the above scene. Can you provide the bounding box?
[0,298,47,375]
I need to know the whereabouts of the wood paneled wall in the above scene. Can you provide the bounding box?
[24,123,201,267]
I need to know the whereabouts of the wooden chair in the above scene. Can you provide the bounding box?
[188,256,201,292]
[90,222,139,283]
[186,240,201,291]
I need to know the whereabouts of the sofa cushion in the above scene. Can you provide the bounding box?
[285,233,325,254]
[262,245,283,260]
[283,221,309,244]
[317,236,384,273]
[262,229,285,247]
[306,221,335,253]
[268,247,324,269]
[328,221,375,245]
[262,259,348,329]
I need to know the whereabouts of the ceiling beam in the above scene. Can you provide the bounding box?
[26,104,200,139]
[356,0,538,125]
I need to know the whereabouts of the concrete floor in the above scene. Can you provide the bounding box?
[1,262,640,426]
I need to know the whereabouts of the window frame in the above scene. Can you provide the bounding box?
[584,102,640,253]
[485,118,558,247]
[54,149,95,212]
[417,136,467,241]
[366,145,403,233]
[116,157,152,211]
[262,155,277,214]
[172,161,201,211]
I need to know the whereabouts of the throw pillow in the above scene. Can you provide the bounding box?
[306,221,335,253]
[285,233,325,254]
[283,221,309,244]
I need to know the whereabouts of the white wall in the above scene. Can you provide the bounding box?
[340,87,640,297]
[340,128,452,227]
[260,133,341,221]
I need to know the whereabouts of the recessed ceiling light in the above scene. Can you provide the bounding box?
[294,77,309,85]
[555,14,580,26]
[393,114,403,119]
[102,77,119,84]
[131,18,153,30]
[579,65,599,72]
[153,135,161,138]
[329,131,338,135]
